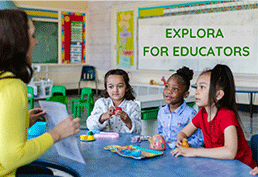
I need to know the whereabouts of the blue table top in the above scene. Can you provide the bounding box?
[39,129,253,177]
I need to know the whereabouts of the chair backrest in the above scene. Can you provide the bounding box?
[48,95,68,106]
[81,87,93,99]
[81,87,94,104]
[27,86,34,99]
[250,134,258,164]
[80,66,95,81]
[51,85,66,97]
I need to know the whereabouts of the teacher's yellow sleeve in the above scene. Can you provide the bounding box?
[0,78,54,176]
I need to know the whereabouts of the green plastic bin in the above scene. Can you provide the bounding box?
[141,107,160,120]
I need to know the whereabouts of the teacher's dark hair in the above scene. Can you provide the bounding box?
[0,9,33,84]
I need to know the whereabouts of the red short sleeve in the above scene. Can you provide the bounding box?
[192,108,204,128]
[218,108,238,132]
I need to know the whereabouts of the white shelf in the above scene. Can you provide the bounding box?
[131,83,164,97]
[28,80,53,100]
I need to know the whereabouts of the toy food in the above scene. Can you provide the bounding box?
[94,132,119,139]
[149,80,159,85]
[113,107,122,114]
[80,131,95,141]
[87,131,95,140]
[27,121,47,140]
[148,134,166,151]
[182,139,190,147]
[80,135,88,141]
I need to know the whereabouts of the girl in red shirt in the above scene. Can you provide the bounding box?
[171,64,258,174]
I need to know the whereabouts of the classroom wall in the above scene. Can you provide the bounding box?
[110,1,258,106]
[86,1,145,70]
[14,1,87,11]
[14,1,258,105]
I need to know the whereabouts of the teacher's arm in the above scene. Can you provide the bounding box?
[0,81,54,173]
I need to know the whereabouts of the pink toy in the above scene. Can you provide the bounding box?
[161,76,166,85]
[94,132,120,139]
[148,135,166,151]
[113,107,122,114]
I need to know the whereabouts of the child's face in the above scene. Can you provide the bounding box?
[195,72,211,108]
[163,76,187,107]
[106,75,126,103]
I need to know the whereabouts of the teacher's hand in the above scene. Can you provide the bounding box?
[49,116,80,143]
[29,108,46,127]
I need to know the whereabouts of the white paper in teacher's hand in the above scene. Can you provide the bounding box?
[39,101,85,164]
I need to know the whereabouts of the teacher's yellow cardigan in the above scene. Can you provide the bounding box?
[0,72,54,177]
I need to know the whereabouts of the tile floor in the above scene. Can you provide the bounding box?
[33,93,258,141]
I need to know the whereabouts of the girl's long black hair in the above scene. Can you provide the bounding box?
[201,64,243,136]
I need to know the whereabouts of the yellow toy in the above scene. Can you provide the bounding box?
[149,80,159,85]
[80,131,95,141]
[80,135,88,141]
[182,139,190,147]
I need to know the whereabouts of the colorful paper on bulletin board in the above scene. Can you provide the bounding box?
[119,55,131,68]
[61,11,86,64]
[116,10,135,69]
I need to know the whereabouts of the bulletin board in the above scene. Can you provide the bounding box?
[137,1,258,74]
[61,11,86,64]
[115,10,136,69]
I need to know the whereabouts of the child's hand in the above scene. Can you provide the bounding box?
[250,166,258,176]
[171,147,195,157]
[115,110,128,121]
[99,106,115,123]
[115,110,132,129]
[176,137,187,147]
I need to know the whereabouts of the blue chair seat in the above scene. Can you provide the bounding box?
[250,134,258,164]
[78,66,98,95]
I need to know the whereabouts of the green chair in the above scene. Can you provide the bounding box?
[71,87,94,118]
[27,86,34,109]
[78,66,98,95]
[50,85,66,97]
[46,95,68,108]
[74,101,94,118]
[46,85,66,101]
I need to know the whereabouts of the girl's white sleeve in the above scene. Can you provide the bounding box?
[122,101,142,134]
[86,98,109,131]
